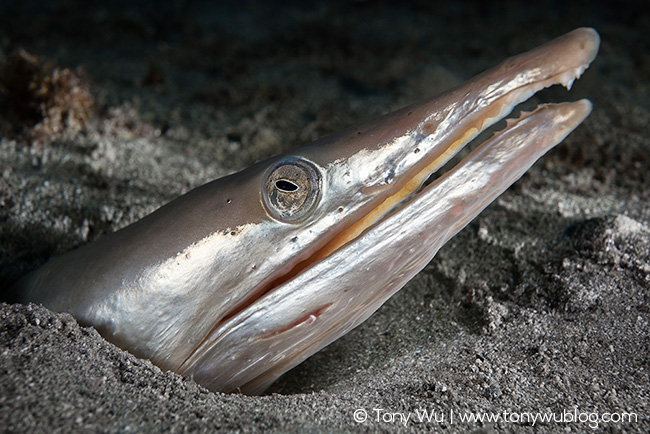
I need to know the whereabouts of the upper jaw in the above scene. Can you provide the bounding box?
[296,28,600,262]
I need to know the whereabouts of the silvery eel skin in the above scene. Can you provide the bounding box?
[16,28,600,394]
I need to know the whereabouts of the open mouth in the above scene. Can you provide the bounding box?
[177,29,598,377]
[242,63,593,306]
[314,64,592,260]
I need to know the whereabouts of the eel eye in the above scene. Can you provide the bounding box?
[263,158,321,222]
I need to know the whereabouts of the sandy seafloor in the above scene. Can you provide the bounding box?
[1,0,649,432]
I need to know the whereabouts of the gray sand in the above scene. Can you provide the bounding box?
[1,1,649,432]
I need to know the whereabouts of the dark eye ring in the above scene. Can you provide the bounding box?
[262,158,321,222]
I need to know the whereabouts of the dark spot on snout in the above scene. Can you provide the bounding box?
[384,168,395,185]
[423,122,438,135]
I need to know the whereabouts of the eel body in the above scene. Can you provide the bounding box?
[16,28,600,394]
